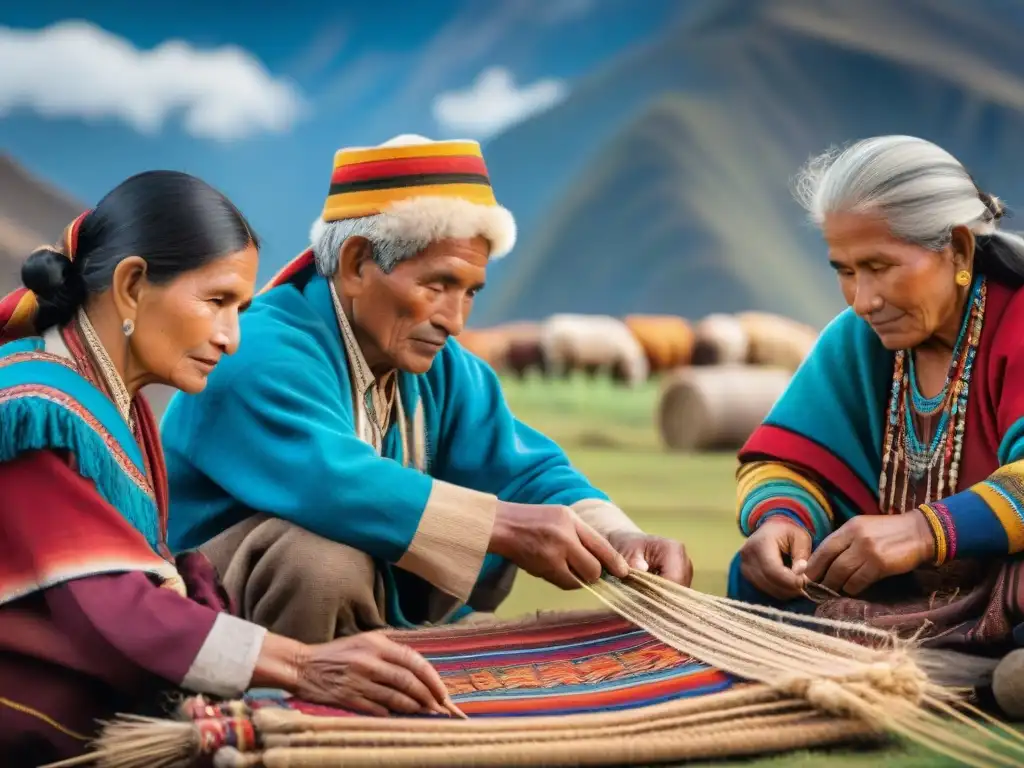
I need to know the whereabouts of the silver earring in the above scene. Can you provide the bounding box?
[121,318,135,338]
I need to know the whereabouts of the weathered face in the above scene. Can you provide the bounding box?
[823,212,973,350]
[126,243,259,393]
[343,236,489,374]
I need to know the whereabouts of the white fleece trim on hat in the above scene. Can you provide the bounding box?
[312,195,517,260]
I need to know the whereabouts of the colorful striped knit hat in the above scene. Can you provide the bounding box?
[316,134,516,259]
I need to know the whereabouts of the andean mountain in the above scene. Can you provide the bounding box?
[474,0,1024,328]
[0,155,84,296]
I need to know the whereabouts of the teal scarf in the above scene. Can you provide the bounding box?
[0,337,161,551]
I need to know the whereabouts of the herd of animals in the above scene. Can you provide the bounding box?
[459,311,821,452]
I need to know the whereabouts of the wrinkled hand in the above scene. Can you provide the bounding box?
[739,517,814,600]
[489,501,630,589]
[803,512,936,596]
[296,631,452,717]
[607,531,693,586]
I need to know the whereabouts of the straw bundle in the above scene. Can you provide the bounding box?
[43,573,1024,768]
[581,572,1024,768]
[75,696,874,768]
[657,365,791,451]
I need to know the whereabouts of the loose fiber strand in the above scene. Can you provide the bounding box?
[578,572,1024,767]
[617,578,864,673]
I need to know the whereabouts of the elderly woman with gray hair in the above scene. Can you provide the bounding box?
[159,135,691,653]
[730,134,1024,716]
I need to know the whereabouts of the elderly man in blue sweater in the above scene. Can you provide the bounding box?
[160,135,692,643]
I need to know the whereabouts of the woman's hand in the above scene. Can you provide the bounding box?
[297,631,453,716]
[802,512,936,596]
[253,631,453,717]
[738,517,814,600]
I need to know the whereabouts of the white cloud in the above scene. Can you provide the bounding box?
[431,67,568,140]
[0,20,306,141]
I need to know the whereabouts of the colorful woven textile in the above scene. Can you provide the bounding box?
[120,611,876,767]
[399,611,736,716]
[185,612,736,722]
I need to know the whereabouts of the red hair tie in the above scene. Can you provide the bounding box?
[0,210,92,343]
[63,210,89,262]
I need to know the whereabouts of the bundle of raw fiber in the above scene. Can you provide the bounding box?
[657,365,791,451]
[581,572,1024,767]
[43,575,1024,768]
[690,313,749,366]
[736,311,819,373]
[623,314,695,373]
[539,313,648,386]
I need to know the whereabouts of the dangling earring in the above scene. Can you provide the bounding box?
[121,318,135,338]
[955,270,972,287]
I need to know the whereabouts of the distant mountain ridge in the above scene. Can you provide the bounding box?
[475,0,1024,327]
[0,154,85,295]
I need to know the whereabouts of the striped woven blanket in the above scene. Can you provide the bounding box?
[401,611,736,715]
[151,611,876,767]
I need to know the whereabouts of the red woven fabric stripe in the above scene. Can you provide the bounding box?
[741,424,878,514]
[398,615,632,655]
[331,155,488,185]
[748,497,815,531]
[451,668,728,716]
[183,613,737,720]
[260,250,315,294]
[0,288,29,341]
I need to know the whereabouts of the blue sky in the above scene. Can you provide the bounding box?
[0,0,679,278]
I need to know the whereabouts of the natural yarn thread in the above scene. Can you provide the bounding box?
[579,571,1024,768]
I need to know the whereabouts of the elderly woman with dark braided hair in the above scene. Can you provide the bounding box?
[0,171,453,767]
[729,136,1024,717]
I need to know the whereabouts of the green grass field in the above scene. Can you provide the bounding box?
[492,374,991,767]
[498,374,743,618]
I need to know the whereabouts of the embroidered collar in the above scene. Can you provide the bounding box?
[327,281,396,437]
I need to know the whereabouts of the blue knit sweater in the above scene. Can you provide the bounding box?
[160,275,607,623]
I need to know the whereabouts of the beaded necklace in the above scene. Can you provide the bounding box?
[878,276,985,514]
[75,307,135,431]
